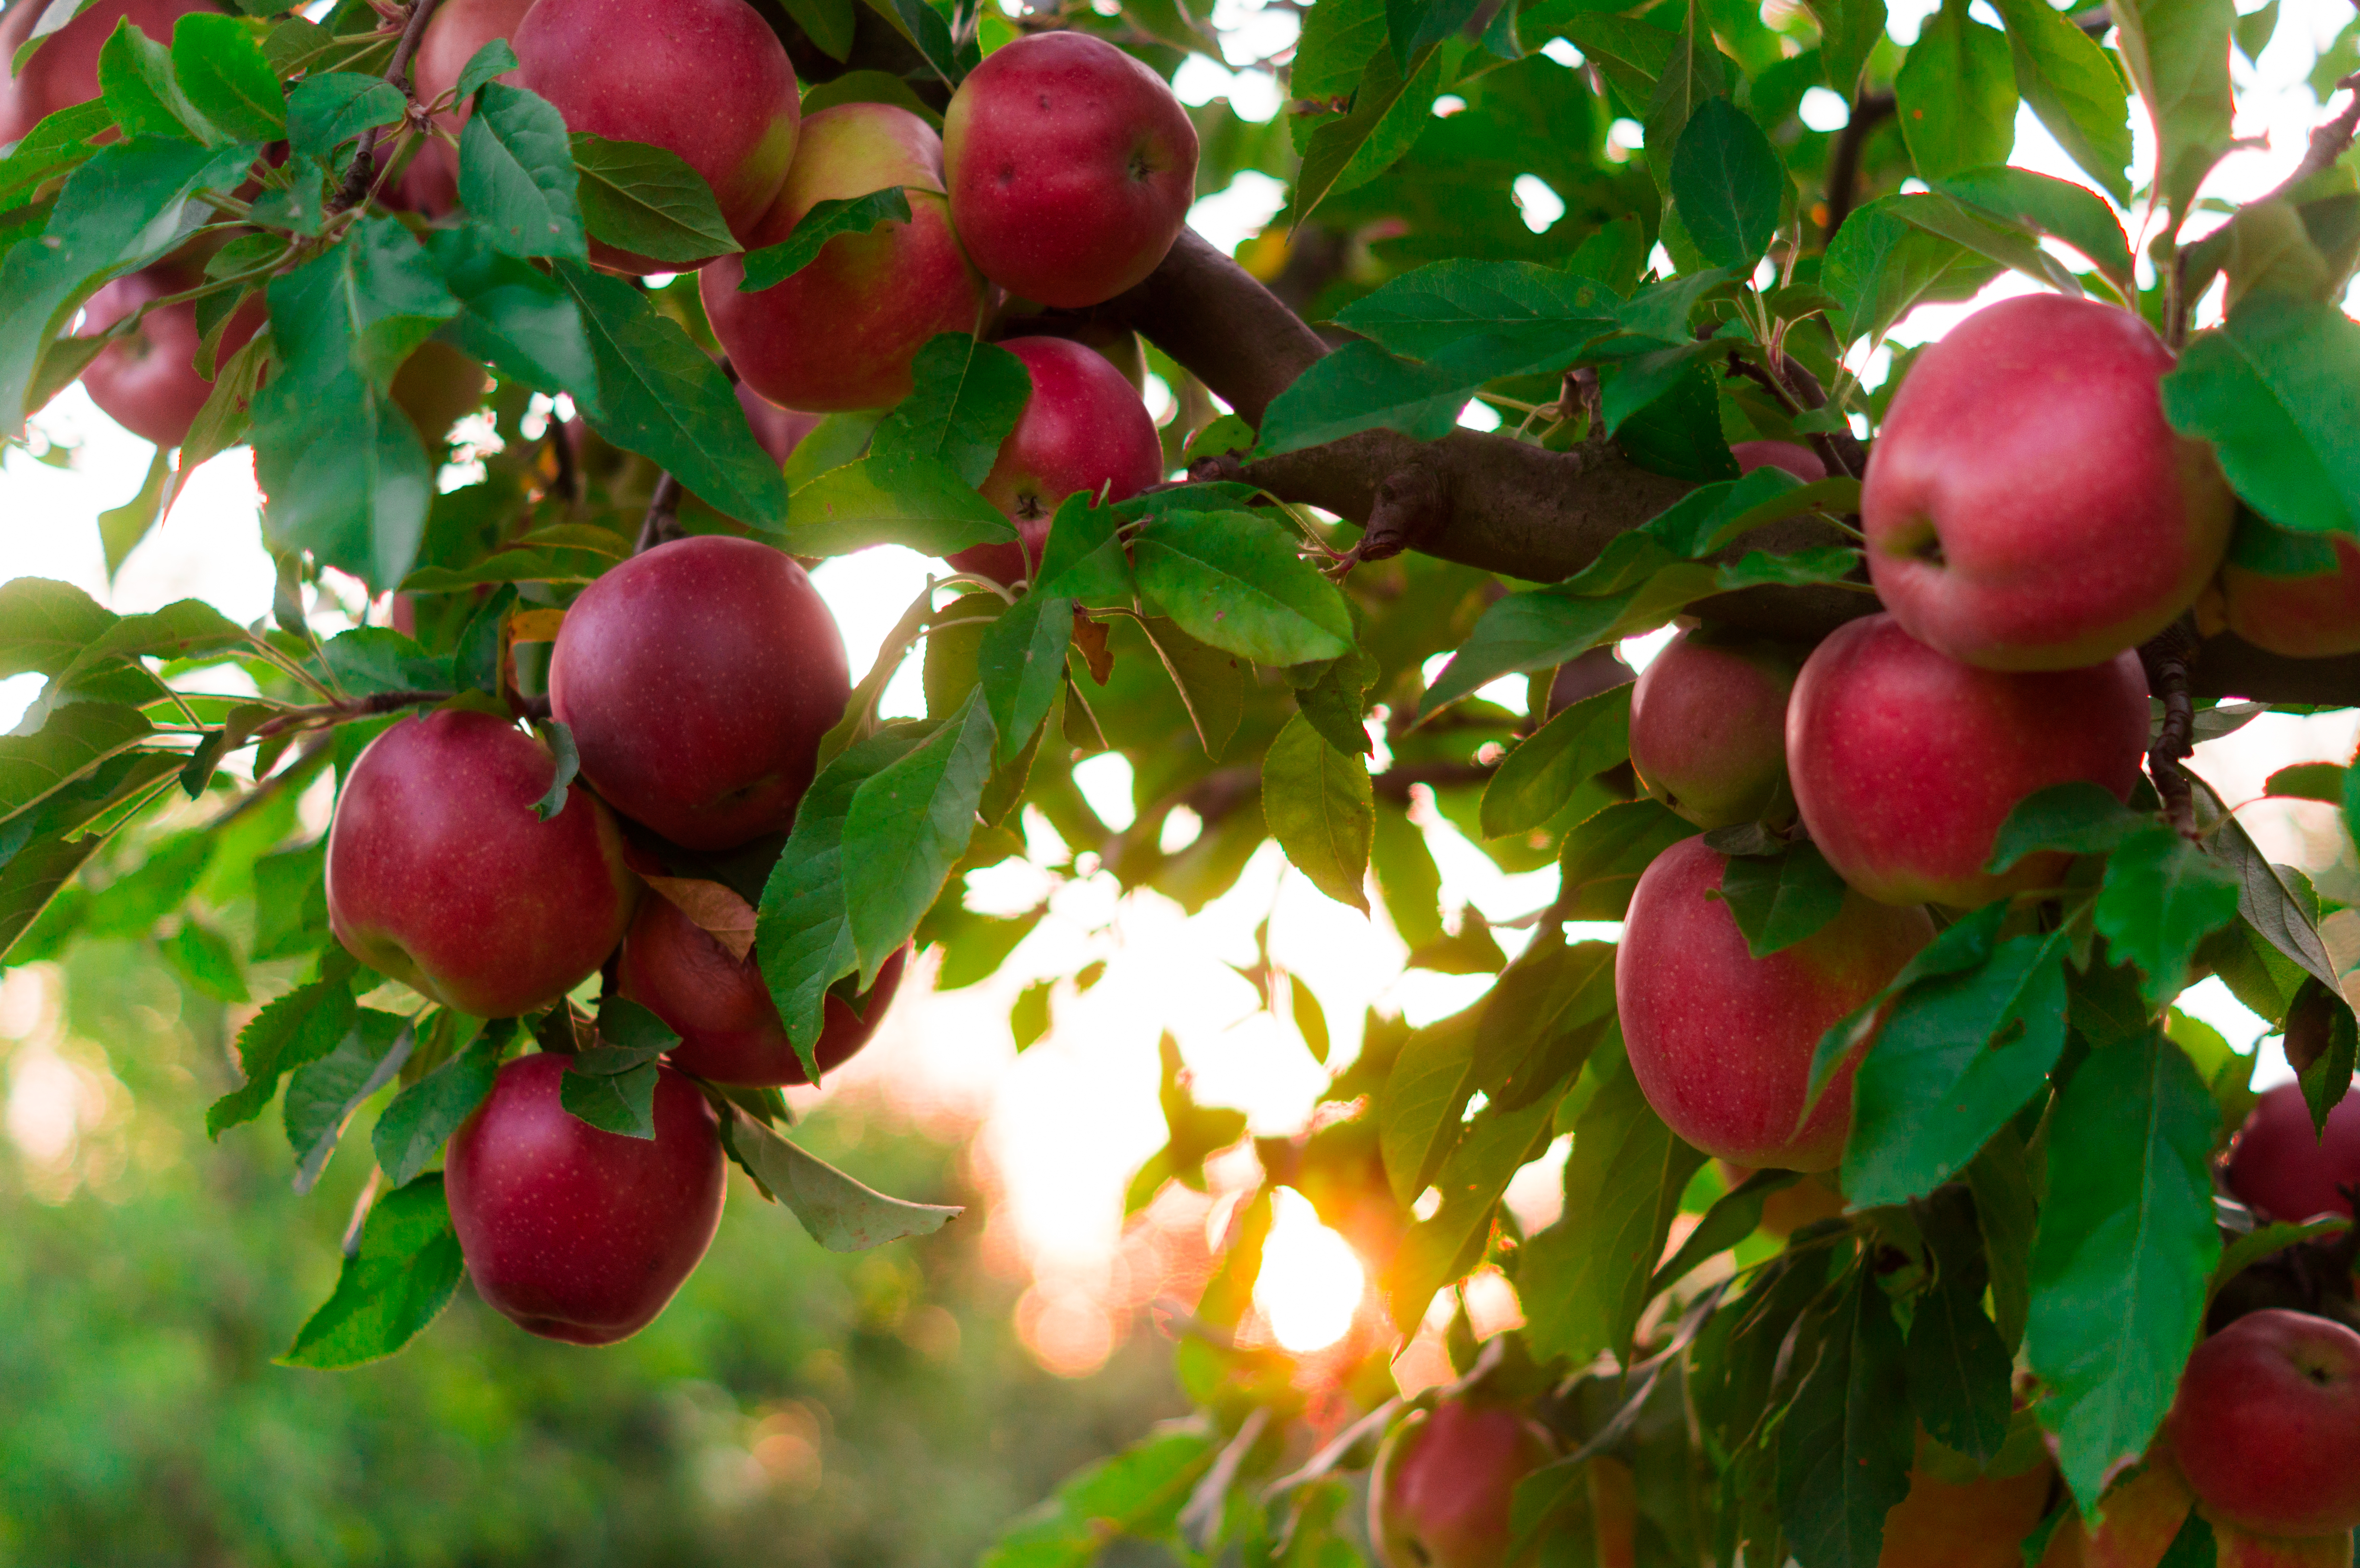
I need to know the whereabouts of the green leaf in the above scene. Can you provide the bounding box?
[1713,841,1851,958]
[739,185,913,288]
[285,1008,415,1192]
[2265,761,2345,802]
[558,1057,659,1139]
[1554,798,1692,921]
[786,451,1016,556]
[1639,18,1732,191]
[2112,0,2236,224]
[1650,1166,1803,1292]
[980,1422,1220,1568]
[570,132,739,266]
[1844,922,2071,1209]
[315,625,451,696]
[779,0,856,59]
[1379,1007,1478,1205]
[49,596,255,697]
[1889,188,2087,295]
[555,262,790,527]
[978,591,1071,766]
[1670,97,1786,270]
[1479,684,1632,840]
[1967,1131,2037,1351]
[723,1109,962,1251]
[760,727,928,1065]
[1294,39,1444,220]
[1519,1044,1707,1367]
[0,702,155,822]
[1329,257,1618,369]
[1987,0,2134,204]
[2162,294,2360,537]
[1133,512,1353,665]
[161,919,247,1001]
[1128,1033,1252,1212]
[453,37,518,100]
[843,690,996,984]
[2028,1029,2221,1510]
[372,1033,503,1188]
[0,577,116,678]
[0,98,114,211]
[1253,340,1475,455]
[1381,1087,1559,1332]
[171,11,285,143]
[429,222,600,401]
[1385,0,1480,72]
[1822,194,2003,346]
[1562,13,1677,110]
[1908,1200,2022,1462]
[278,1174,466,1369]
[1936,165,2136,294]
[99,19,212,142]
[1777,1263,1915,1568]
[1373,801,1445,949]
[1806,0,1888,98]
[1986,781,2150,872]
[869,333,1030,490]
[459,82,587,261]
[2096,824,2243,1007]
[529,717,578,821]
[1896,0,2021,181]
[207,966,359,1136]
[1261,712,1374,913]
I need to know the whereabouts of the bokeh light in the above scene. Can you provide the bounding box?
[1252,1188,1367,1354]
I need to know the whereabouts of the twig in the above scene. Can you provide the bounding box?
[2258,72,2360,209]
[2139,619,2201,836]
[634,473,684,553]
[1821,92,1897,244]
[547,417,578,501]
[250,687,455,740]
[332,0,447,213]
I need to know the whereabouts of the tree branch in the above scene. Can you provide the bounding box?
[1821,92,1897,243]
[332,0,445,212]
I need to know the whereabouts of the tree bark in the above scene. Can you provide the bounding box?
[1103,229,2356,706]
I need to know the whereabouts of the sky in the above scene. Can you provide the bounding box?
[3,0,2359,1382]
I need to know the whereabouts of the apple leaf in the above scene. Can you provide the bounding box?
[1776,1262,1915,1568]
[459,83,586,263]
[1033,491,1135,608]
[557,1056,659,1139]
[1133,511,1353,666]
[842,690,996,986]
[284,71,403,162]
[1553,798,1691,922]
[0,701,156,822]
[1328,257,1619,368]
[1252,340,1473,457]
[1712,841,1850,959]
[869,333,1029,490]
[278,1174,467,1369]
[1985,780,2149,872]
[454,37,518,101]
[2162,294,2360,539]
[2111,0,2235,224]
[0,576,117,677]
[978,1426,1221,1568]
[285,1009,416,1192]
[1480,683,1632,840]
[978,590,1071,766]
[738,185,913,290]
[1894,0,2018,180]
[1261,713,1373,912]
[1518,1044,1706,1368]
[1983,0,2134,206]
[171,12,285,143]
[1379,1085,1559,1333]
[2095,825,2242,1007]
[787,452,1017,557]
[529,717,576,821]
[98,18,212,142]
[1377,1005,1479,1206]
[1821,194,2000,347]
[1649,1167,1804,1295]
[1905,1193,2015,1461]
[1670,97,1786,271]
[2028,1029,2220,1511]
[570,132,739,266]
[372,1031,504,1188]
[721,1107,962,1251]
[1966,1130,2037,1351]
[1294,39,1444,221]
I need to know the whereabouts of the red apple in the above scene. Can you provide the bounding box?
[1863,294,2235,671]
[406,0,537,210]
[2226,1081,2360,1224]
[944,334,1163,585]
[2167,1310,2360,1538]
[75,256,265,447]
[1627,628,1802,829]
[1616,835,1933,1172]
[617,894,907,1086]
[443,1052,725,1345]
[737,380,822,466]
[512,0,798,272]
[548,535,850,850]
[941,30,1198,309]
[1785,613,2149,909]
[325,709,639,1017]
[1369,1399,1556,1568]
[2209,538,2360,659]
[1877,1433,2053,1568]
[1733,439,1826,482]
[0,0,220,144]
[703,103,986,413]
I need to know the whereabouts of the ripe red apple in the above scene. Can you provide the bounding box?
[2208,538,2360,659]
[1863,293,2235,671]
[1617,835,1933,1172]
[325,709,639,1017]
[2167,1310,2360,1538]
[944,335,1163,585]
[1627,628,1802,829]
[941,30,1199,309]
[617,893,908,1085]
[1877,1433,2053,1568]
[1369,1399,1556,1568]
[1785,613,2149,909]
[406,0,537,210]
[548,535,850,850]
[738,381,822,467]
[1732,439,1826,482]
[443,1052,725,1345]
[0,0,219,144]
[2226,1081,2360,1224]
[702,103,986,413]
[76,255,265,448]
[512,0,798,272]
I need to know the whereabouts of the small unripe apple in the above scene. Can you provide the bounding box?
[1627,628,1802,829]
[513,0,799,272]
[444,1052,726,1345]
[0,0,220,144]
[737,381,822,467]
[1732,439,1826,482]
[1369,1399,1556,1568]
[1617,835,1933,1171]
[1786,613,2149,909]
[2226,1081,2360,1224]
[326,709,639,1017]
[2209,537,2360,659]
[1863,294,2235,671]
[944,335,1163,585]
[702,102,986,413]
[2166,1310,2360,1538]
[942,31,1199,309]
[75,256,266,448]
[617,893,909,1086]
[548,536,850,850]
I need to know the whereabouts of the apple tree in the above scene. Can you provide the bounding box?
[4,0,2360,1558]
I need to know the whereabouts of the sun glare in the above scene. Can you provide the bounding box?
[1253,1189,1367,1353]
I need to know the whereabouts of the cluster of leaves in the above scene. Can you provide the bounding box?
[4,0,2360,1558]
